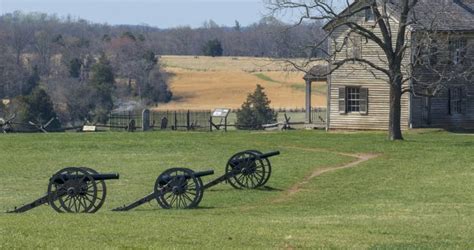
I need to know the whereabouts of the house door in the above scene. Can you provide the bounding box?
[422,96,432,126]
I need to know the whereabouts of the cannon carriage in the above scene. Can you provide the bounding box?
[7,167,119,213]
[113,150,279,211]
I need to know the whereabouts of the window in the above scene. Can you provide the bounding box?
[347,87,361,112]
[448,87,464,115]
[365,8,374,22]
[449,38,467,65]
[339,87,368,114]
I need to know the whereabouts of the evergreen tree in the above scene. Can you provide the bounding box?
[16,88,61,129]
[236,84,276,130]
[89,55,115,123]
[202,39,223,57]
[234,20,241,32]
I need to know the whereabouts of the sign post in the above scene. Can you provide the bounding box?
[210,108,231,132]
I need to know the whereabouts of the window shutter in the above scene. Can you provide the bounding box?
[359,88,369,115]
[339,87,346,114]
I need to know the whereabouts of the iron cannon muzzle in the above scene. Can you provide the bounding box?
[259,151,280,159]
[91,173,120,181]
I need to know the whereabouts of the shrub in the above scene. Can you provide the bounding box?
[236,84,276,130]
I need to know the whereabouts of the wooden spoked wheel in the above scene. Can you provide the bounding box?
[244,150,272,187]
[78,167,107,213]
[154,168,204,209]
[47,167,99,213]
[225,150,271,189]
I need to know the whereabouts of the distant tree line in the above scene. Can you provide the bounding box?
[149,18,326,58]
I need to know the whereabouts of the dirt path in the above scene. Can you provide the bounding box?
[271,146,379,203]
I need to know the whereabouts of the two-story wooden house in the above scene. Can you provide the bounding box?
[305,0,473,130]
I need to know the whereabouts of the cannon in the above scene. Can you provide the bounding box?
[113,150,279,210]
[112,168,214,211]
[7,167,119,213]
[205,150,279,190]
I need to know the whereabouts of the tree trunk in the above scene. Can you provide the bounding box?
[388,83,403,140]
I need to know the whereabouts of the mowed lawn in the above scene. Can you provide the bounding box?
[0,130,473,248]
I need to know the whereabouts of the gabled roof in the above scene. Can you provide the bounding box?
[324,0,474,32]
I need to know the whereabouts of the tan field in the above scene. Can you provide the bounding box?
[157,56,327,110]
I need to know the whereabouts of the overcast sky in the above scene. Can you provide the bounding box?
[0,0,271,28]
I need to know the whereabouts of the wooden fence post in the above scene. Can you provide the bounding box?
[186,110,190,130]
[174,111,177,130]
[209,116,212,132]
[224,116,227,132]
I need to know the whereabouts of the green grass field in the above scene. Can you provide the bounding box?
[0,130,473,248]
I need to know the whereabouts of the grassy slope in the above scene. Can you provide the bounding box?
[0,131,473,248]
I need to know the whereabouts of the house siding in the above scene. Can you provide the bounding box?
[327,4,410,130]
[410,32,474,129]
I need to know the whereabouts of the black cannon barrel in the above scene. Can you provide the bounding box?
[52,173,120,183]
[90,173,120,180]
[158,169,214,185]
[259,151,280,159]
[230,151,280,164]
[193,169,215,178]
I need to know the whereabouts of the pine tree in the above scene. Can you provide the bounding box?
[89,55,115,123]
[234,20,241,32]
[16,88,61,129]
[202,39,223,57]
[236,84,276,130]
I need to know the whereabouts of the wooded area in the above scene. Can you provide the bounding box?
[0,11,325,126]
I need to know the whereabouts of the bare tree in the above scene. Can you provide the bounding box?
[105,33,162,102]
[267,0,473,140]
[2,11,36,66]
